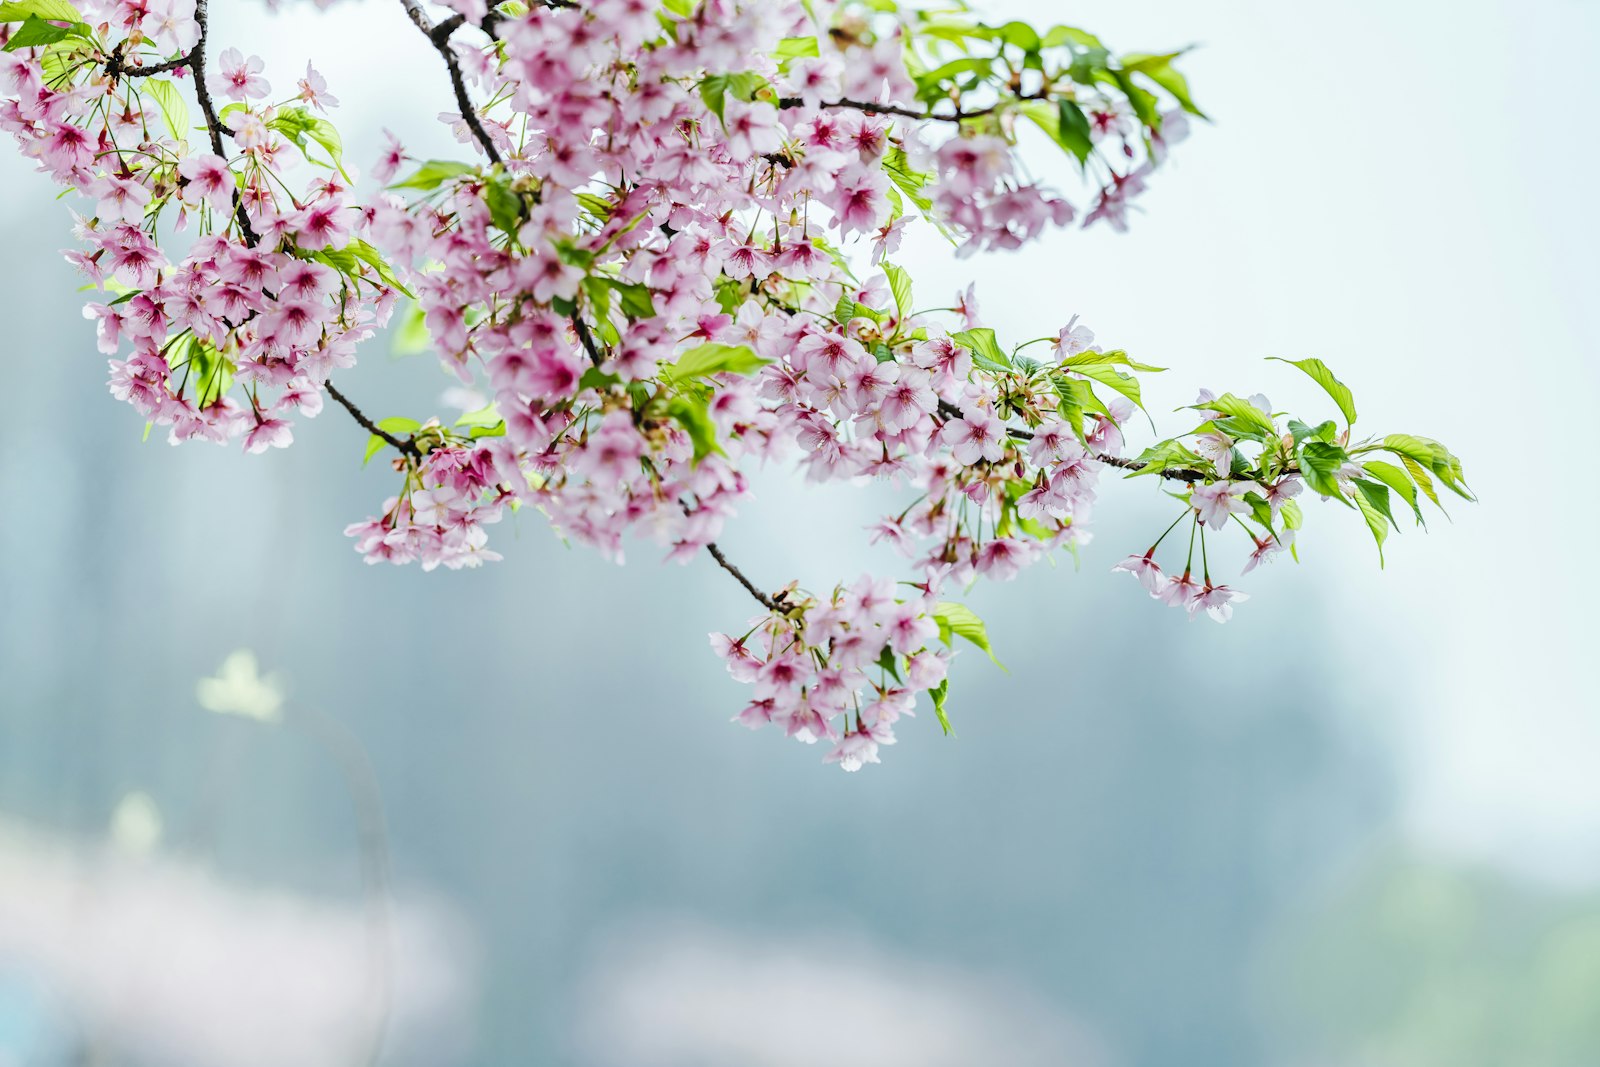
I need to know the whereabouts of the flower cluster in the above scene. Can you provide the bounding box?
[713,575,952,771]
[0,0,1469,770]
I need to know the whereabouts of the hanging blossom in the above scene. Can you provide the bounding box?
[0,0,1470,770]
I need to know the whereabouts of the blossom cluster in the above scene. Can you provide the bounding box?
[712,575,954,771]
[0,0,1469,770]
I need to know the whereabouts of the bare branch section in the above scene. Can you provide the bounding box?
[325,383,422,461]
[396,0,503,165]
[775,92,1047,124]
[705,542,782,613]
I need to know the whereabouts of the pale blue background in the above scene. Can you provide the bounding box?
[1,1,1596,1064]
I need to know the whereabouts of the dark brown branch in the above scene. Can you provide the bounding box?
[570,313,605,368]
[184,0,260,247]
[396,0,503,166]
[705,541,780,613]
[103,42,189,80]
[776,92,1047,125]
[326,381,422,460]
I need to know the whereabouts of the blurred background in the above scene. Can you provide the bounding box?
[2,0,1597,1063]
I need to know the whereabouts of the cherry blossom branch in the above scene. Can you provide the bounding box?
[325,381,422,460]
[776,92,1047,124]
[705,541,782,613]
[937,397,1207,483]
[432,0,576,43]
[570,313,605,367]
[102,43,189,80]
[396,0,503,166]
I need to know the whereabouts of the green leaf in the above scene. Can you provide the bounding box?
[141,78,188,144]
[1017,99,1092,166]
[932,601,1006,671]
[1380,434,1470,501]
[603,278,655,320]
[389,159,476,191]
[929,678,953,736]
[774,35,819,61]
[874,644,903,684]
[1269,356,1357,426]
[881,261,912,318]
[882,146,934,215]
[666,394,721,463]
[951,328,1011,372]
[1361,459,1423,524]
[669,342,768,380]
[1127,438,1205,477]
[361,417,420,465]
[483,177,523,236]
[1351,479,1392,566]
[1287,417,1337,444]
[268,106,347,177]
[1120,50,1206,117]
[454,404,502,429]
[1298,440,1350,502]
[2,14,72,49]
[0,0,80,20]
[1196,392,1277,439]
[1398,453,1441,510]
[1069,362,1144,411]
[1061,349,1165,372]
[698,70,768,123]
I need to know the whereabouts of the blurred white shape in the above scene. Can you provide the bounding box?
[108,791,163,856]
[573,917,1106,1067]
[195,649,284,723]
[0,818,474,1067]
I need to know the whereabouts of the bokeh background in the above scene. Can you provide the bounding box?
[2,0,1597,1064]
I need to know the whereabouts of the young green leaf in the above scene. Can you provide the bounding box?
[1269,356,1357,426]
[932,601,1006,671]
[141,79,189,144]
[929,678,954,736]
[389,159,476,191]
[951,328,1011,372]
[669,342,768,380]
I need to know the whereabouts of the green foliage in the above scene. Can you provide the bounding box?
[666,393,721,463]
[362,417,420,465]
[698,71,769,122]
[389,159,476,191]
[668,342,768,380]
[140,79,188,144]
[932,601,1006,671]
[0,0,83,20]
[269,107,347,178]
[951,327,1011,372]
[1270,356,1357,426]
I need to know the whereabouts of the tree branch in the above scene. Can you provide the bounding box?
[705,541,781,613]
[185,0,260,247]
[396,0,503,166]
[776,92,1046,124]
[935,397,1213,482]
[326,381,422,460]
[570,313,605,368]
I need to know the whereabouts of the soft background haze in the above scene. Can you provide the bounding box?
[1,0,1597,1064]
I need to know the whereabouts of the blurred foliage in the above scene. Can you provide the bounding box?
[1260,847,1600,1066]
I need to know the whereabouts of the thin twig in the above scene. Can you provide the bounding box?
[186,0,260,246]
[326,381,422,459]
[776,91,1047,124]
[705,541,780,613]
[396,0,503,165]
[570,313,605,368]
